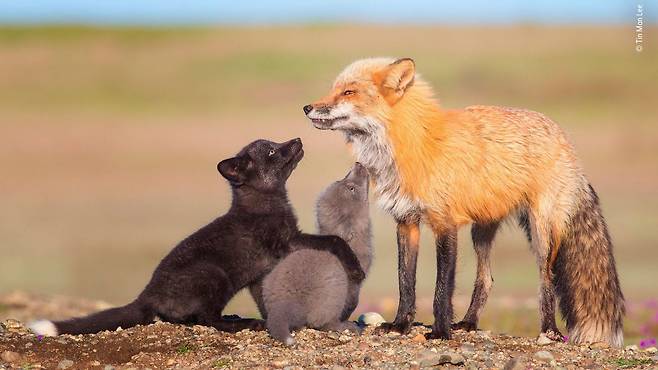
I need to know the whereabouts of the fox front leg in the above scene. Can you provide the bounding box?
[377,221,420,335]
[426,225,458,340]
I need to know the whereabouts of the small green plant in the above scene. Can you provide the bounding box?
[612,357,654,368]
[213,358,232,368]
[176,343,196,354]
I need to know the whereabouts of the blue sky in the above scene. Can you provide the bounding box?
[0,0,654,25]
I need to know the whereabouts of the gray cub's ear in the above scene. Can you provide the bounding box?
[218,156,248,185]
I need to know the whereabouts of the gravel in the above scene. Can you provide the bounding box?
[1,291,656,369]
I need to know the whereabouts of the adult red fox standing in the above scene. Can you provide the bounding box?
[303,57,624,346]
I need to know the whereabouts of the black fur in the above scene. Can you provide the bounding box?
[378,220,420,335]
[426,227,458,340]
[48,138,364,335]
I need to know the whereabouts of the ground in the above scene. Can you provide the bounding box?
[1,292,656,369]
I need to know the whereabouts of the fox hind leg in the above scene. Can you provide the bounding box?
[527,207,563,340]
[453,221,500,332]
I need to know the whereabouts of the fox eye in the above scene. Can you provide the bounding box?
[342,90,356,96]
[268,149,276,156]
[348,186,355,192]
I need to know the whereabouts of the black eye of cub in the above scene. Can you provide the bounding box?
[268,149,276,156]
[349,186,355,192]
[343,90,355,96]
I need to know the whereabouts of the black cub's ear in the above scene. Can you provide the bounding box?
[217,156,248,185]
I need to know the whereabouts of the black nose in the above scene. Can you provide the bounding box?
[303,105,313,115]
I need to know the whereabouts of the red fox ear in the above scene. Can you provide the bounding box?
[380,58,415,102]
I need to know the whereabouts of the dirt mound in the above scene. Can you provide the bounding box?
[1,292,656,369]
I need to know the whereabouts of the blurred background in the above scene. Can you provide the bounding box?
[1,0,656,345]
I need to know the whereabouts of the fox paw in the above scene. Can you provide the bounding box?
[425,329,451,340]
[451,321,478,332]
[375,321,412,335]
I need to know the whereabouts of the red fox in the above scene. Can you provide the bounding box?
[303,57,625,346]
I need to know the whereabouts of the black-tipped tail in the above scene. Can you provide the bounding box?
[53,300,154,335]
[553,184,625,346]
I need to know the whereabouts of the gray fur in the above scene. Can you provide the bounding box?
[253,163,372,345]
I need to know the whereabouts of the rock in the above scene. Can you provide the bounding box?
[103,365,116,370]
[589,342,609,350]
[411,333,427,343]
[645,346,657,353]
[478,330,492,339]
[503,357,526,370]
[624,344,639,351]
[2,319,28,334]
[90,360,101,366]
[357,312,386,327]
[534,350,554,363]
[416,350,465,367]
[272,359,289,368]
[1,350,20,362]
[537,333,554,346]
[338,334,352,343]
[460,343,475,355]
[57,359,75,369]
[166,359,176,366]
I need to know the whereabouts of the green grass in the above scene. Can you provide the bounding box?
[176,343,197,354]
[213,358,232,368]
[612,358,655,369]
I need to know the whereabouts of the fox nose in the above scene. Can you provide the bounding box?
[303,105,313,115]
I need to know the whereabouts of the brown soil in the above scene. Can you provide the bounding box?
[1,292,656,369]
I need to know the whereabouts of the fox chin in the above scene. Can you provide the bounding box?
[303,57,624,347]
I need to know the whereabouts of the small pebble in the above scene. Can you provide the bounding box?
[503,357,526,370]
[537,333,554,346]
[271,359,289,368]
[411,333,426,343]
[1,350,21,362]
[534,350,555,362]
[357,312,386,327]
[460,343,475,354]
[624,344,638,351]
[57,359,74,369]
[338,334,352,343]
[589,342,609,350]
[416,350,464,367]
[645,346,657,353]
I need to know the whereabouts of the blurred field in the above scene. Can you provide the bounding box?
[0,25,656,344]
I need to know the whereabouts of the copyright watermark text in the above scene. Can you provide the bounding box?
[635,4,644,52]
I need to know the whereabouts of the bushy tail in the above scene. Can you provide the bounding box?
[30,300,154,336]
[553,184,625,347]
[266,301,305,346]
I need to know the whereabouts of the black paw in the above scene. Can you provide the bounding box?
[451,321,478,332]
[374,321,412,335]
[425,329,451,340]
[247,319,267,331]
